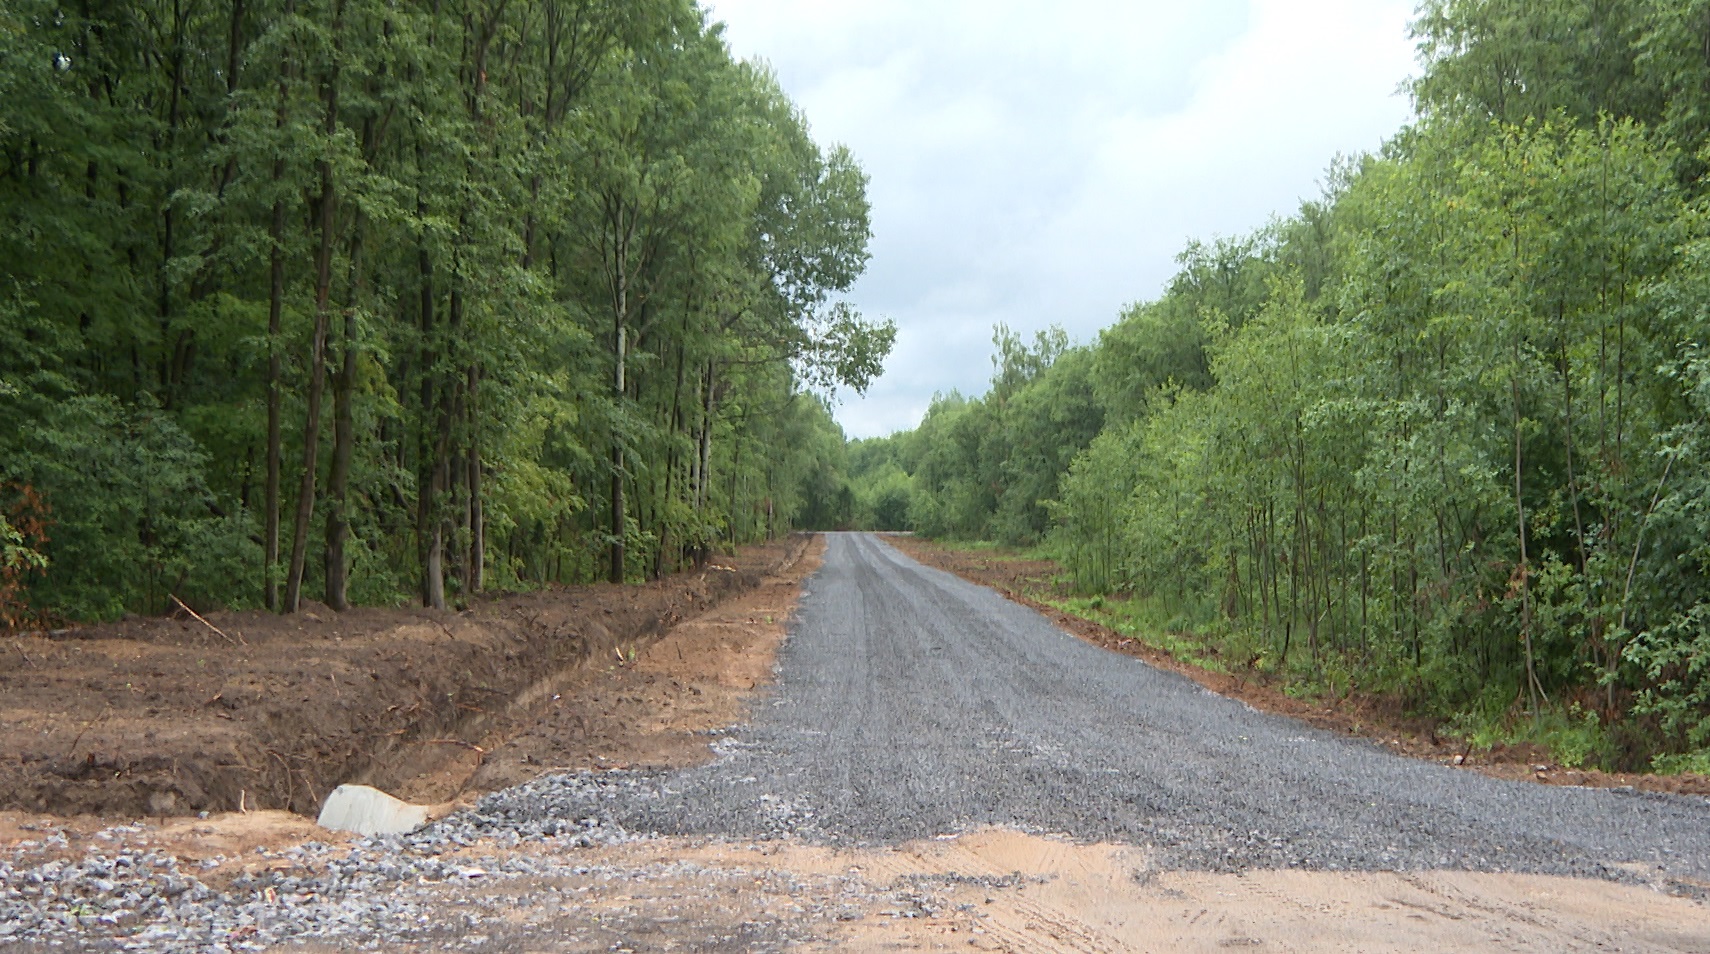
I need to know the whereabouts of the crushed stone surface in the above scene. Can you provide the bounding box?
[512,534,1710,879]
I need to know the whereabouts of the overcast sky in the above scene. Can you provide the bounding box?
[703,0,1422,439]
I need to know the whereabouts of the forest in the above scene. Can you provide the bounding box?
[844,0,1710,771]
[0,0,890,620]
[14,0,1710,774]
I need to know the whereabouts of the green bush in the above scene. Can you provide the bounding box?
[4,396,260,619]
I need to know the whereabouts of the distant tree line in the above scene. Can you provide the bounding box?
[0,0,891,620]
[846,0,1710,771]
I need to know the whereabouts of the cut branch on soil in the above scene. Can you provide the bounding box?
[170,595,246,646]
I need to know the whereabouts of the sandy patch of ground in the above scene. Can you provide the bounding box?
[811,828,1710,953]
[268,829,1710,952]
[0,808,339,878]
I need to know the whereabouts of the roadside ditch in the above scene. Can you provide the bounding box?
[0,535,811,819]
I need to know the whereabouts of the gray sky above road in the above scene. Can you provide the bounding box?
[704,0,1421,439]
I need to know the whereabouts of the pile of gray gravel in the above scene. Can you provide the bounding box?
[1,771,656,952]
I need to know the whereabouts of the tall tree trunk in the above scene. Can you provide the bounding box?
[413,128,447,609]
[284,158,335,612]
[263,8,293,612]
[265,191,286,611]
[420,360,457,613]
[1513,356,1540,720]
[728,429,742,544]
[444,282,468,587]
[1558,308,1588,577]
[696,362,716,512]
[425,481,447,610]
[422,332,464,609]
[688,368,705,511]
[467,446,484,592]
[655,339,688,578]
[465,365,483,594]
[157,0,188,406]
[450,4,500,595]
[324,213,364,611]
[285,12,343,612]
[226,0,245,100]
[609,318,627,584]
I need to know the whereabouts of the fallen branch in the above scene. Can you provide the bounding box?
[66,704,112,761]
[263,747,313,809]
[170,594,245,646]
[425,738,487,754]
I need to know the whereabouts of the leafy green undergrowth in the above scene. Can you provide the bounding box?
[1409,686,1710,775]
[1046,593,1230,674]
[1061,587,1655,771]
[929,539,1275,679]
[918,537,1021,555]
[1444,704,1608,769]
[1653,750,1710,775]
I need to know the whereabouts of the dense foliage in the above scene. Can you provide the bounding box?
[861,0,1710,769]
[0,0,891,619]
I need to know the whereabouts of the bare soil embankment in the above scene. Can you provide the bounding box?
[0,535,813,820]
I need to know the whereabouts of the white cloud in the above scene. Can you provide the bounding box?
[705,0,1419,438]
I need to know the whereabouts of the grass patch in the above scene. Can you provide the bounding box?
[920,537,1050,560]
[1445,704,1607,769]
[1653,750,1710,775]
[1045,594,1230,675]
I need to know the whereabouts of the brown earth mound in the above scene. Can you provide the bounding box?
[0,536,810,819]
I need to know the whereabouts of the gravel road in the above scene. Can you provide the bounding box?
[514,532,1710,882]
[10,530,1710,951]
